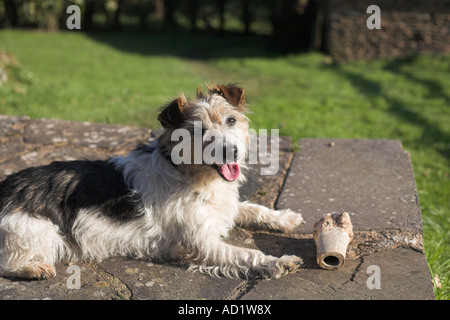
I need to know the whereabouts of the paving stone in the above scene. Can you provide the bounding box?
[0,117,292,300]
[240,134,293,207]
[0,118,434,300]
[0,117,153,180]
[99,258,242,300]
[0,136,27,165]
[241,247,435,300]
[0,261,131,300]
[245,138,434,300]
[0,147,110,178]
[97,228,257,300]
[0,115,29,138]
[277,139,424,233]
[23,118,151,152]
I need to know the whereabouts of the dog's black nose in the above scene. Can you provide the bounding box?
[223,145,238,162]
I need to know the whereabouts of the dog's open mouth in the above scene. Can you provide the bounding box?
[212,162,240,182]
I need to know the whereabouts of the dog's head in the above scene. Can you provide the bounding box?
[157,84,249,183]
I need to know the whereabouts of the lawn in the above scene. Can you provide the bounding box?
[0,30,449,299]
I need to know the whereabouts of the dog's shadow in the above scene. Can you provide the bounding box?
[250,232,318,270]
[227,227,318,270]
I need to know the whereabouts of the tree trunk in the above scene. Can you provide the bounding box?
[242,0,251,34]
[83,0,95,30]
[152,0,164,20]
[163,0,176,29]
[217,0,226,34]
[112,0,124,30]
[4,0,19,28]
[188,0,199,31]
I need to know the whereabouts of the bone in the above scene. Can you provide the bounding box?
[313,212,353,270]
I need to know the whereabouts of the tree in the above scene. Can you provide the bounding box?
[34,0,64,31]
[112,0,124,30]
[4,0,19,28]
[163,0,176,29]
[83,0,95,30]
[217,0,226,34]
[187,0,199,31]
[242,0,251,34]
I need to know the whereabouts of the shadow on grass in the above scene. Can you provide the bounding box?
[326,58,450,161]
[84,29,302,60]
[384,56,450,104]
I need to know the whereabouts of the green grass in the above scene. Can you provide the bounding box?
[0,30,449,299]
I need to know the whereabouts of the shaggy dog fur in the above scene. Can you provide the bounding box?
[0,84,304,280]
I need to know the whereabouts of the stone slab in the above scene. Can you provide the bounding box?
[241,247,435,300]
[0,116,293,300]
[0,118,434,300]
[277,138,424,233]
[99,258,242,300]
[240,134,293,208]
[245,138,434,300]
[0,261,131,300]
[0,115,29,138]
[23,118,152,152]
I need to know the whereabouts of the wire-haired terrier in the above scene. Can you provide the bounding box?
[0,84,304,280]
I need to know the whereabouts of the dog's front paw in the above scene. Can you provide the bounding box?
[271,209,305,233]
[20,262,57,280]
[273,255,303,278]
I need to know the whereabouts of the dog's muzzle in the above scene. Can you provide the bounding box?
[212,145,240,182]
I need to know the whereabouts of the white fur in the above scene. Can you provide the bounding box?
[0,211,74,277]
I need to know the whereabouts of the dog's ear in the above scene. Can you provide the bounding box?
[210,84,245,110]
[196,85,205,99]
[158,95,187,129]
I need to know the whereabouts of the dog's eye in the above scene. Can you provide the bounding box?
[226,117,237,127]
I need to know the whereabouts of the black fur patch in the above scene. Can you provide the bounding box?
[0,160,145,236]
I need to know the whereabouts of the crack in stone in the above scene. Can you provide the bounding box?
[85,262,133,300]
[273,152,296,210]
[349,256,365,282]
[226,279,260,300]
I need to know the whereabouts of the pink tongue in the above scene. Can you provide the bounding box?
[219,162,240,181]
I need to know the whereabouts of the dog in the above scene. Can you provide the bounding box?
[0,84,304,280]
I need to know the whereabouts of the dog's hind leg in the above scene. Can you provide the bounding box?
[0,212,72,280]
[1,261,56,279]
[235,201,304,233]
